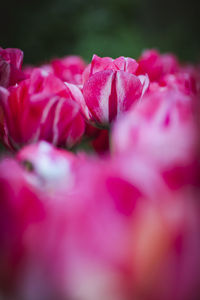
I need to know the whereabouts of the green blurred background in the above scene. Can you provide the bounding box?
[1,0,200,64]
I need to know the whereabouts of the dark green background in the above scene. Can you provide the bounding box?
[1,0,200,65]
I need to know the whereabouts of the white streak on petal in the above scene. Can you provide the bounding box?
[138,74,150,98]
[116,72,125,117]
[52,98,65,145]
[98,72,114,123]
[30,96,58,142]
[40,96,58,124]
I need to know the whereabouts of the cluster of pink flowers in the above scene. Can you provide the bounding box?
[0,47,200,300]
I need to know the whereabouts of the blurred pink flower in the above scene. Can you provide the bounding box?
[17,141,78,197]
[51,55,86,85]
[0,158,45,296]
[0,143,200,300]
[23,55,86,86]
[137,49,179,82]
[111,88,198,189]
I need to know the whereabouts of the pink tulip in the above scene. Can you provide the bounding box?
[137,49,179,82]
[24,56,86,85]
[51,55,86,85]
[111,88,198,189]
[25,67,88,119]
[142,59,199,97]
[81,54,149,125]
[157,72,198,96]
[0,68,85,150]
[0,47,26,87]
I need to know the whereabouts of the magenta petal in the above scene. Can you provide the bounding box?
[0,47,25,87]
[0,59,10,87]
[63,113,85,148]
[114,56,138,74]
[106,177,142,216]
[51,55,86,85]
[90,54,114,75]
[0,48,24,69]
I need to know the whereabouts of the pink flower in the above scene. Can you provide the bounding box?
[111,89,198,188]
[81,54,149,125]
[24,56,86,86]
[51,55,86,85]
[61,154,200,300]
[0,47,26,87]
[0,47,200,300]
[0,145,200,300]
[0,143,82,298]
[137,49,179,82]
[0,68,85,150]
[138,52,199,97]
[157,70,198,96]
[0,158,45,295]
[17,141,78,197]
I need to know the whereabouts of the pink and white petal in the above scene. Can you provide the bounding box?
[83,70,115,124]
[21,94,59,144]
[52,97,83,146]
[116,71,142,117]
[64,82,91,120]
[138,74,150,97]
[31,96,80,145]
